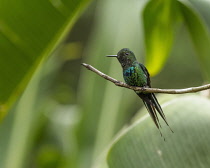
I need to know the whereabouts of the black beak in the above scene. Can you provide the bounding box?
[106,55,117,57]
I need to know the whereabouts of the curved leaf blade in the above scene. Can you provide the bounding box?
[107,95,210,168]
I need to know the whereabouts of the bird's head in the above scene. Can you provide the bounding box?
[107,48,136,68]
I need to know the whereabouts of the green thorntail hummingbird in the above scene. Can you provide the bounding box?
[107,48,173,136]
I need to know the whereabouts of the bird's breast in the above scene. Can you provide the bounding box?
[123,66,147,87]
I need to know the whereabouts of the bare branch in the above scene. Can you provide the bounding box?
[81,63,210,94]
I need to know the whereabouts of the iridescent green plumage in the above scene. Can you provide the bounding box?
[107,48,172,136]
[123,64,147,87]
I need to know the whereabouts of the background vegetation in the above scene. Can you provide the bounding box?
[0,0,210,168]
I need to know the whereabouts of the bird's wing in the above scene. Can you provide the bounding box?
[139,63,151,87]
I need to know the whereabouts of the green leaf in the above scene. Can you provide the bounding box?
[0,0,91,119]
[107,95,210,168]
[178,1,210,81]
[143,0,179,76]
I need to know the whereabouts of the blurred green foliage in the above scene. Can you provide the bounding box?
[144,0,210,78]
[143,0,179,76]
[0,0,210,168]
[0,0,91,119]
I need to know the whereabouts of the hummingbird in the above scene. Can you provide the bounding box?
[107,48,173,136]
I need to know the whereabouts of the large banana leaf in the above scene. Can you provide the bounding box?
[107,95,210,168]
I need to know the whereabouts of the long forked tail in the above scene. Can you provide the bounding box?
[137,93,173,135]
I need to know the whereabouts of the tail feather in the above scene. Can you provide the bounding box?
[151,93,168,125]
[143,101,160,129]
[151,93,174,133]
[137,92,173,134]
[150,100,161,128]
[143,99,164,139]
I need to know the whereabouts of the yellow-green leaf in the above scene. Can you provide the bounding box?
[143,0,179,76]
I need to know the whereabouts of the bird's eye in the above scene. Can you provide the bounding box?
[125,52,129,56]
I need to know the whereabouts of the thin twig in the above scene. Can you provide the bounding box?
[81,63,210,94]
